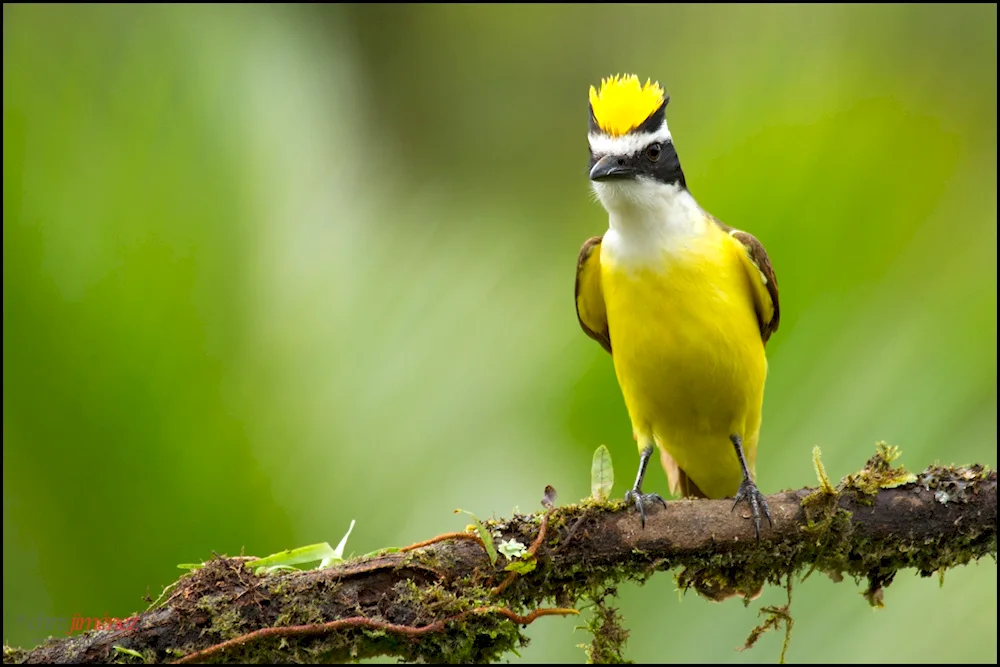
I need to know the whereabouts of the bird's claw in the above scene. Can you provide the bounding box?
[732,477,772,539]
[625,488,667,529]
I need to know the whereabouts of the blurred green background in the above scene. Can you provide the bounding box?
[3,3,996,663]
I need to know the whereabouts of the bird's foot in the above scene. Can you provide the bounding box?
[731,476,772,539]
[625,487,667,529]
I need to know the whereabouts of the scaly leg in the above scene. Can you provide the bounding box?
[730,434,772,539]
[625,444,667,529]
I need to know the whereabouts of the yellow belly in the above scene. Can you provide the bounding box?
[602,233,767,499]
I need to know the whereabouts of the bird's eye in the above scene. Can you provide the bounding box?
[646,144,662,162]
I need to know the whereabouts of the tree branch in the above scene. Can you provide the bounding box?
[4,459,996,664]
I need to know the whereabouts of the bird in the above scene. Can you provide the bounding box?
[574,74,780,540]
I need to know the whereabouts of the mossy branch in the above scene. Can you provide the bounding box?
[4,460,996,665]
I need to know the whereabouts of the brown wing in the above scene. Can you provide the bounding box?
[574,235,612,354]
[728,230,780,345]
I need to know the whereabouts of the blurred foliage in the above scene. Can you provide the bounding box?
[3,3,996,663]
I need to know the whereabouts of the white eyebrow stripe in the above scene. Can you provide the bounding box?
[588,124,673,156]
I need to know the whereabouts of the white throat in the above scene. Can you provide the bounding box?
[593,179,706,266]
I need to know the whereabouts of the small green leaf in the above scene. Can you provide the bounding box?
[250,542,339,574]
[498,539,527,559]
[504,555,537,575]
[320,519,357,569]
[591,444,614,501]
[112,646,145,661]
[454,509,498,565]
[176,563,205,570]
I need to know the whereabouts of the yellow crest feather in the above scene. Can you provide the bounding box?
[588,74,666,137]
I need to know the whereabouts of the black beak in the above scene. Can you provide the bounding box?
[589,154,635,181]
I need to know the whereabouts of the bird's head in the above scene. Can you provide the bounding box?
[587,74,686,210]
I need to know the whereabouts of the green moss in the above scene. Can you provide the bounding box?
[795,445,995,597]
[3,646,28,663]
[862,567,896,609]
[580,595,633,664]
[195,594,247,640]
[741,577,794,663]
[401,545,454,576]
[842,442,917,500]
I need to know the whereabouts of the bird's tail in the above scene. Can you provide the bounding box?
[658,446,708,499]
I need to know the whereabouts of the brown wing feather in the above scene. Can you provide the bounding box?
[730,230,780,344]
[574,235,612,354]
[707,216,780,344]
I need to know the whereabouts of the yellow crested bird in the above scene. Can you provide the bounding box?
[575,74,780,539]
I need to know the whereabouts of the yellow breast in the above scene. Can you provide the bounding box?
[601,226,767,498]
